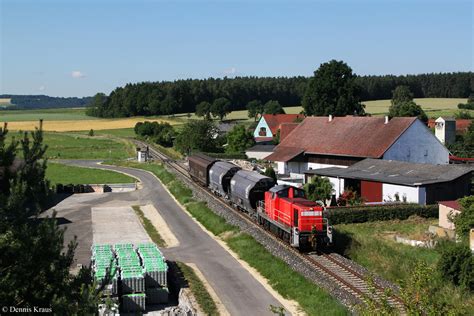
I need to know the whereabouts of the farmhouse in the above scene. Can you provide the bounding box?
[254,114,303,143]
[266,116,450,179]
[305,159,472,204]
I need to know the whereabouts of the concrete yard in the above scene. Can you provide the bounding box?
[48,160,290,315]
[92,206,150,245]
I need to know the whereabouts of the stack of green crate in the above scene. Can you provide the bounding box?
[137,243,169,304]
[114,243,145,294]
[91,244,118,296]
[122,293,146,312]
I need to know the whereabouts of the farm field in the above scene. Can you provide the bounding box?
[1,98,467,132]
[46,162,134,185]
[0,107,93,122]
[6,131,133,159]
[334,217,474,309]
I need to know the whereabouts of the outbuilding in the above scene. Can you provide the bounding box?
[245,144,275,160]
[305,158,472,204]
[438,200,461,230]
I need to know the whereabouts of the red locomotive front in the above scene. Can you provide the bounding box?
[257,185,332,249]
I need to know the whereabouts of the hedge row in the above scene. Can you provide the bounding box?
[326,204,438,224]
[203,152,248,160]
[458,103,474,110]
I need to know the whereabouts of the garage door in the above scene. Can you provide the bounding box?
[361,181,382,203]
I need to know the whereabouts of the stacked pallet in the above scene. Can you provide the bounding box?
[114,243,146,312]
[91,244,118,296]
[137,243,169,304]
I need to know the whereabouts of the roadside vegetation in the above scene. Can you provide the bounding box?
[110,160,347,315]
[46,162,134,185]
[132,205,166,247]
[176,262,219,316]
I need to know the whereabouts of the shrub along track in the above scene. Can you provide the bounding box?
[134,140,405,312]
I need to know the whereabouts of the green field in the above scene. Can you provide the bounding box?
[46,162,134,185]
[7,131,133,159]
[363,98,469,117]
[0,108,92,122]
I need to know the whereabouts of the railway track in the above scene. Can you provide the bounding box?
[133,140,405,312]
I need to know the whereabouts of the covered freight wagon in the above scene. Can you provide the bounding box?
[209,161,241,197]
[229,170,275,212]
[188,154,217,186]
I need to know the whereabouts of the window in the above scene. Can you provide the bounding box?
[259,127,267,136]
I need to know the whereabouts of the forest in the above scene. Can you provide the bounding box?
[0,94,92,109]
[86,71,473,118]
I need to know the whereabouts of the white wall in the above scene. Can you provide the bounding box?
[307,162,349,170]
[246,151,271,160]
[383,119,450,164]
[382,183,421,203]
[253,117,273,138]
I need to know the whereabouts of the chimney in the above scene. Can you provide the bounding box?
[328,115,333,122]
[384,116,389,124]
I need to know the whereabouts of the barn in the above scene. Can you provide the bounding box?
[305,159,472,204]
[266,116,450,184]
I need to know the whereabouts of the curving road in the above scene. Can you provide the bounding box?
[49,160,288,316]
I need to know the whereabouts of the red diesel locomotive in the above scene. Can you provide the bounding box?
[257,185,332,249]
[188,154,333,250]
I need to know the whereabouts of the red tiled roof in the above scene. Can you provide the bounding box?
[279,123,299,141]
[427,119,472,134]
[439,200,461,210]
[267,116,417,161]
[265,147,304,162]
[262,114,304,135]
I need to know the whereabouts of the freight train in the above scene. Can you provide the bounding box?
[188,154,333,250]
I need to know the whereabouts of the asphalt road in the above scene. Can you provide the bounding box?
[49,160,287,316]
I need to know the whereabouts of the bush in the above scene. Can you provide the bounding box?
[436,241,474,291]
[454,196,474,240]
[458,102,474,110]
[326,204,438,224]
[203,152,248,159]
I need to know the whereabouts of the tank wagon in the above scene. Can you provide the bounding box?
[209,161,241,198]
[187,154,332,250]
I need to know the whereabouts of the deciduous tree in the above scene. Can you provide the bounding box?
[226,125,255,153]
[303,60,364,116]
[264,100,285,115]
[174,120,220,154]
[196,101,212,120]
[247,100,264,121]
[211,97,231,121]
[303,176,333,205]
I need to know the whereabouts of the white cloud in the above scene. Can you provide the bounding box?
[223,67,237,76]
[71,70,86,78]
[38,85,45,91]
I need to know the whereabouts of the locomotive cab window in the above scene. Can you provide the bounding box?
[293,188,306,198]
[293,209,298,227]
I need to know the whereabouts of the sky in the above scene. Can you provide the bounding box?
[0,0,472,97]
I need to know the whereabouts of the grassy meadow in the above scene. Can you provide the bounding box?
[334,217,474,310]
[6,131,133,159]
[46,162,134,185]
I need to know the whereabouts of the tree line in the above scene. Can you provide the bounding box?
[1,94,92,110]
[86,70,473,118]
